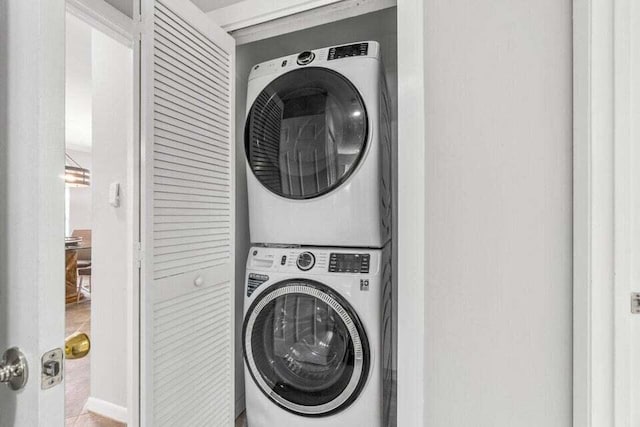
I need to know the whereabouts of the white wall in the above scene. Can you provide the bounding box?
[66,149,93,234]
[65,12,93,153]
[88,28,132,419]
[235,8,397,416]
[65,13,93,236]
[423,1,573,426]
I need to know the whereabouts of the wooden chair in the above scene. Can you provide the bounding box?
[71,229,92,302]
[71,229,91,268]
[77,266,92,303]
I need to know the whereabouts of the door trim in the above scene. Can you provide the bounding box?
[207,0,342,32]
[572,0,637,425]
[66,0,134,47]
[208,0,396,46]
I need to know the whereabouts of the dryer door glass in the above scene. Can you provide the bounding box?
[243,280,370,416]
[245,67,368,199]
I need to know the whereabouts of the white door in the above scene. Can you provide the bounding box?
[0,0,66,425]
[136,0,236,425]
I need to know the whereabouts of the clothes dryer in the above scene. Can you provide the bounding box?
[244,41,392,247]
[242,245,393,426]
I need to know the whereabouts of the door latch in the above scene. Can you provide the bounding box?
[631,293,640,314]
[0,347,28,391]
[41,348,63,389]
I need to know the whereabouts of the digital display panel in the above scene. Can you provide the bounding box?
[335,254,360,270]
[329,253,370,273]
[328,43,369,61]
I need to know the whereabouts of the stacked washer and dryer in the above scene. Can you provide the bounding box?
[242,41,394,427]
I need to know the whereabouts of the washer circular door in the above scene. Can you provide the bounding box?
[245,67,368,200]
[243,279,370,416]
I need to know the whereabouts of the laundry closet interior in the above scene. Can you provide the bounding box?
[230,5,399,426]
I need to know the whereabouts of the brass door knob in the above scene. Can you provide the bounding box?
[65,332,90,359]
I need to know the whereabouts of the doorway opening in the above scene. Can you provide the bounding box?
[64,9,133,426]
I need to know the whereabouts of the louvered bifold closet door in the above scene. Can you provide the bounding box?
[138,0,235,425]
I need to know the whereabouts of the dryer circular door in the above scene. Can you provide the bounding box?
[245,67,368,200]
[243,279,370,416]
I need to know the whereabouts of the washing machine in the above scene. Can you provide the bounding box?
[242,245,393,427]
[244,41,393,248]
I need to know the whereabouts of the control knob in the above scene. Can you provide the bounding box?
[296,51,315,65]
[296,252,315,271]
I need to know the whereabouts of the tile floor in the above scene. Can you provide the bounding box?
[235,412,247,427]
[65,302,125,427]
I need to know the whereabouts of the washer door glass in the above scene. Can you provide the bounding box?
[245,67,368,199]
[243,280,370,416]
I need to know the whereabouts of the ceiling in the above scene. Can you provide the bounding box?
[65,13,93,152]
[103,0,133,18]
[189,0,244,13]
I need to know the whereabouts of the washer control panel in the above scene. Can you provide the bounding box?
[329,253,370,273]
[247,247,377,274]
[296,252,316,271]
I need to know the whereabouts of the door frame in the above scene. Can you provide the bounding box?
[572,0,638,425]
[215,1,427,425]
[65,1,140,425]
[573,0,640,425]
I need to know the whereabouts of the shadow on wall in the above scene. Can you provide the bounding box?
[0,0,17,424]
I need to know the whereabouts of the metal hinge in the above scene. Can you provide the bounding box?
[136,242,143,268]
[631,293,640,314]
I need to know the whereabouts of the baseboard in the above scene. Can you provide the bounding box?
[235,393,246,418]
[85,397,128,424]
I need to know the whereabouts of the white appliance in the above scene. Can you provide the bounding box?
[244,41,392,247]
[242,245,393,427]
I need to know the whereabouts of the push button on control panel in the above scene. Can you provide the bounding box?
[280,255,287,265]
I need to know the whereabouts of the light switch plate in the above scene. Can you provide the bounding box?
[109,182,120,207]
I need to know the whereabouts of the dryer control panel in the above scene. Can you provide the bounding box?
[329,253,370,273]
[328,42,369,60]
[247,41,381,81]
